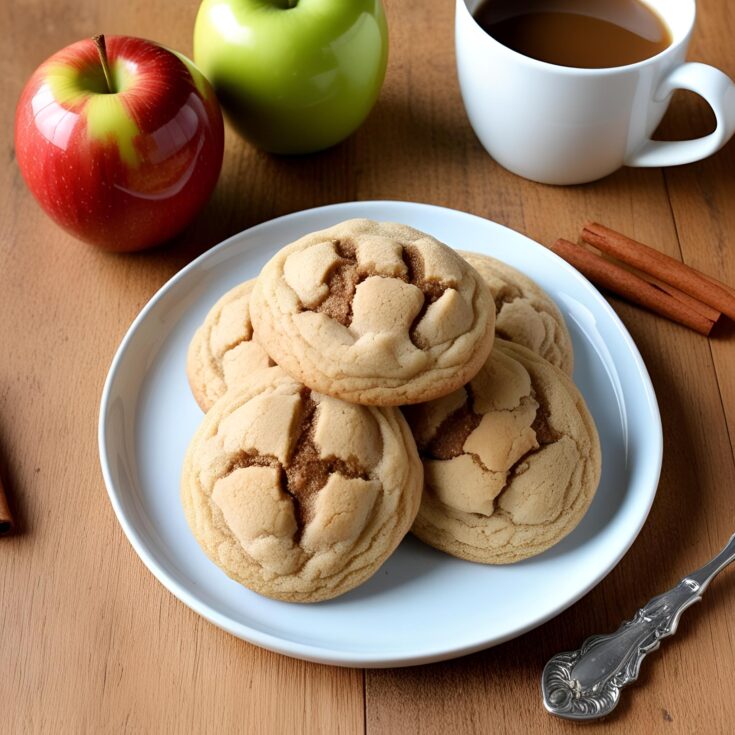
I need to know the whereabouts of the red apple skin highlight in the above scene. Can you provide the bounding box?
[15,36,225,252]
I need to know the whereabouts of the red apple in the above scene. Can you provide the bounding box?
[15,35,224,252]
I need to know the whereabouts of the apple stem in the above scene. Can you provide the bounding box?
[287,0,297,7]
[92,35,115,94]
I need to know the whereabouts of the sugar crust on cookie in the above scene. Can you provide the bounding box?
[186,280,282,411]
[249,219,495,406]
[406,340,600,564]
[181,374,424,602]
[460,251,574,375]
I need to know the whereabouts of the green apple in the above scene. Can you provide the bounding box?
[193,0,388,154]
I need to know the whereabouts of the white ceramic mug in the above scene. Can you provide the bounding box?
[456,0,735,184]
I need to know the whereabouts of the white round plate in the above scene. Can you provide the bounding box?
[99,201,662,667]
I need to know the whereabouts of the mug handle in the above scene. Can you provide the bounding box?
[625,62,735,168]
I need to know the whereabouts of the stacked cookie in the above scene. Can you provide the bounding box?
[182,219,601,602]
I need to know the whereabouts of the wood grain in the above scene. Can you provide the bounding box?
[2,0,735,732]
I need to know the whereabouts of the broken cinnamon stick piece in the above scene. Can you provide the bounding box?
[0,474,14,536]
[550,239,716,335]
[582,223,735,321]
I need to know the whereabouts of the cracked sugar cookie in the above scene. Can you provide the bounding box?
[460,251,574,375]
[187,280,283,411]
[181,374,423,602]
[405,340,600,564]
[249,219,495,406]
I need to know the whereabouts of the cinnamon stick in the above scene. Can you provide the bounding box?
[581,223,735,321]
[550,239,716,335]
[702,271,735,300]
[0,474,14,536]
[606,258,721,322]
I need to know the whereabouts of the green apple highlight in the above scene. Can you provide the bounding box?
[194,0,388,154]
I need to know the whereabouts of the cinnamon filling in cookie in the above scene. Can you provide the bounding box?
[402,245,446,349]
[224,389,369,537]
[309,239,454,349]
[492,284,523,315]
[284,392,368,533]
[414,384,556,460]
[529,395,561,446]
[316,240,360,326]
[408,376,563,517]
[488,284,530,344]
[424,387,482,460]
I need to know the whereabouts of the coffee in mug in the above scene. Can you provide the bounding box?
[455,0,735,184]
[473,0,672,69]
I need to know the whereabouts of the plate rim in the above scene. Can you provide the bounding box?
[98,200,663,667]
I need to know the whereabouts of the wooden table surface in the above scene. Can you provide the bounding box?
[3,0,735,732]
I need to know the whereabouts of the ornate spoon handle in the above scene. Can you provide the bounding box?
[542,532,735,720]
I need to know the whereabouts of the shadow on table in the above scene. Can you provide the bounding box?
[370,564,735,729]
[0,416,25,536]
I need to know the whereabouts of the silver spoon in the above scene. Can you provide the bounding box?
[542,532,735,720]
